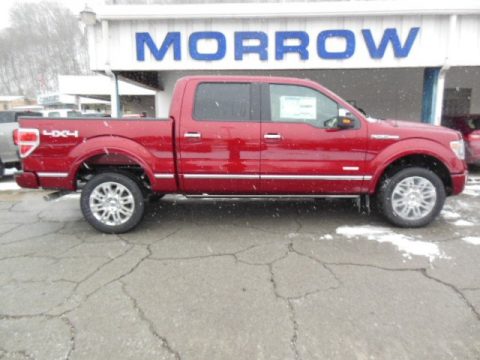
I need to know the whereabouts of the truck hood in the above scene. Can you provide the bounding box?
[368,118,461,140]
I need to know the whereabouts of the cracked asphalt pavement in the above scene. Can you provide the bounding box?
[0,172,480,359]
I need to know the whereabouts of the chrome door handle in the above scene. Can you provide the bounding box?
[184,132,201,139]
[264,133,282,139]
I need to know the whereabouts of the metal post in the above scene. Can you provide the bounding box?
[110,72,120,118]
[421,67,440,124]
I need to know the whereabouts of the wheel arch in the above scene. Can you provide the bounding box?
[68,136,156,190]
[370,153,453,195]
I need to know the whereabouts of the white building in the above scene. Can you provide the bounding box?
[58,75,156,114]
[81,0,480,123]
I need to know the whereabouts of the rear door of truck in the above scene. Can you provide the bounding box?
[177,79,261,194]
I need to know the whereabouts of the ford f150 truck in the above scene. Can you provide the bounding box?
[14,76,467,233]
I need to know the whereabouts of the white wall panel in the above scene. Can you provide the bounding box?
[88,14,480,71]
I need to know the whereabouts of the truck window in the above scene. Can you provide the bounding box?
[269,84,339,128]
[194,83,251,121]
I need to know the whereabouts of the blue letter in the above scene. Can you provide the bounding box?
[362,27,420,59]
[275,31,309,60]
[136,32,181,61]
[189,32,226,61]
[234,32,268,61]
[317,30,355,59]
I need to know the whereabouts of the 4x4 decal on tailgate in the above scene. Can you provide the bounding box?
[42,130,79,138]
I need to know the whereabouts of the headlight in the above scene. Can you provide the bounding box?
[450,139,465,160]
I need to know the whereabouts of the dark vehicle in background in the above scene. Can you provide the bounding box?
[0,110,42,178]
[443,115,480,165]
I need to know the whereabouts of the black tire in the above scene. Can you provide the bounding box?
[376,167,446,228]
[0,160,4,179]
[80,172,145,233]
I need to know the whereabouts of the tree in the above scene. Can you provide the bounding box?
[0,1,89,97]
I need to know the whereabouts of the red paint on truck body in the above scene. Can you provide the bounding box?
[15,75,467,197]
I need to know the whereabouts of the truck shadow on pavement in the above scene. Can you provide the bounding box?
[142,197,381,230]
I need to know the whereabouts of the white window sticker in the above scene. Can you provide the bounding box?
[280,96,316,120]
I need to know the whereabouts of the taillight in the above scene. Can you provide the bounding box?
[14,128,40,158]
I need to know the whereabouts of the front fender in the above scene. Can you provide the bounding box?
[366,138,465,193]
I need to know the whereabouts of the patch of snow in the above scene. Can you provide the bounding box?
[4,168,18,176]
[336,226,386,237]
[441,209,461,220]
[467,176,480,185]
[287,232,333,241]
[336,225,444,261]
[0,181,20,191]
[53,193,80,202]
[463,237,480,245]
[453,219,474,227]
[463,184,480,197]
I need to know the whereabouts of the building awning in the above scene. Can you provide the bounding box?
[58,75,155,97]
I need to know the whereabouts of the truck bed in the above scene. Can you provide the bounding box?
[17,117,177,192]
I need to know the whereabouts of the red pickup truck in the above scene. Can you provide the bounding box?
[14,76,467,233]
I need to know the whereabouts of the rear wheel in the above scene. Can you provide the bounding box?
[0,161,4,179]
[377,167,445,227]
[80,172,145,233]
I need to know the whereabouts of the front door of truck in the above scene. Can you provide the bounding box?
[178,80,261,194]
[260,83,368,194]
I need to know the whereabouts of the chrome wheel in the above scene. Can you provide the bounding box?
[391,176,437,221]
[89,181,135,226]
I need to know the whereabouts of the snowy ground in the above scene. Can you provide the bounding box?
[0,169,480,359]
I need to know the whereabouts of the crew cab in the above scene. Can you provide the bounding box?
[14,76,467,233]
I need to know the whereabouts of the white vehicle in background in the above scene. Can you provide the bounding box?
[0,110,42,178]
[42,108,82,118]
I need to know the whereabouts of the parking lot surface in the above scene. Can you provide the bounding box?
[0,172,480,359]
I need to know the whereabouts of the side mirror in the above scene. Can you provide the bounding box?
[337,116,356,129]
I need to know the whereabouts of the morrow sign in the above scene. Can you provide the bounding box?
[136,27,420,62]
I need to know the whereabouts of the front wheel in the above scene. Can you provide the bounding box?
[80,172,145,233]
[377,167,446,228]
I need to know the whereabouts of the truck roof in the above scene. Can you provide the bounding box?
[177,75,321,86]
